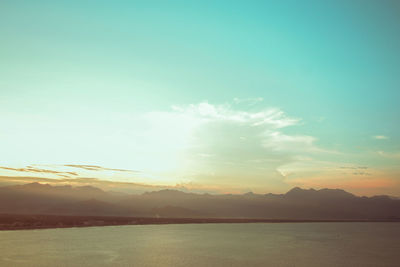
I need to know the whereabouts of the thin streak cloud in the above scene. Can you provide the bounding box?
[374,135,389,140]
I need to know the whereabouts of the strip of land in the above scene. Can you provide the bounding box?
[1,214,399,231]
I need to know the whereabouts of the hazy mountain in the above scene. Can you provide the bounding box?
[45,199,136,216]
[0,183,399,220]
[4,182,109,201]
[0,182,126,215]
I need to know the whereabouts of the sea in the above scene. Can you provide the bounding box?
[0,223,399,267]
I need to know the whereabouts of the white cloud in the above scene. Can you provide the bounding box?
[168,102,325,190]
[172,102,299,128]
[261,131,316,152]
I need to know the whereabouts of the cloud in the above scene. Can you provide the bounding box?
[0,164,144,185]
[64,164,137,173]
[377,151,400,159]
[172,102,299,128]
[261,132,316,152]
[167,101,327,191]
[233,97,264,105]
[0,166,77,177]
[373,135,389,140]
[339,166,368,170]
[352,172,371,176]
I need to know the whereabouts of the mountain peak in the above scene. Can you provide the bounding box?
[285,187,355,199]
[285,187,315,195]
[317,188,354,198]
[286,186,302,193]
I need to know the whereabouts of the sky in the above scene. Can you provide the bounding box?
[1,0,399,196]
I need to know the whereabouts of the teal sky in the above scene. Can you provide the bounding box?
[1,1,399,195]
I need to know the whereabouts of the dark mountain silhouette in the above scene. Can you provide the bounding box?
[0,183,399,220]
[285,187,355,200]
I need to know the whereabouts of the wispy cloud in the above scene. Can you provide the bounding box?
[0,164,142,184]
[377,151,400,159]
[373,135,389,140]
[352,171,371,176]
[172,102,299,128]
[64,164,137,173]
[0,166,77,177]
[339,166,368,170]
[233,97,264,105]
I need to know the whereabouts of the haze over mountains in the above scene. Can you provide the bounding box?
[1,183,399,220]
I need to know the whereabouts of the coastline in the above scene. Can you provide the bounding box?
[1,214,399,231]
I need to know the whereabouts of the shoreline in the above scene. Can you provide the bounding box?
[1,214,399,231]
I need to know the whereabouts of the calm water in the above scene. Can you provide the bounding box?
[0,223,399,267]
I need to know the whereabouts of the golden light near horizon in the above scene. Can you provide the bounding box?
[1,101,399,196]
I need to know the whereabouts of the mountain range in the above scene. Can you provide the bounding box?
[1,182,399,220]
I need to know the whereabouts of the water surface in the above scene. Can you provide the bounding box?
[1,223,399,266]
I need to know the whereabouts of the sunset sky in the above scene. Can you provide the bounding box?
[1,1,399,196]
